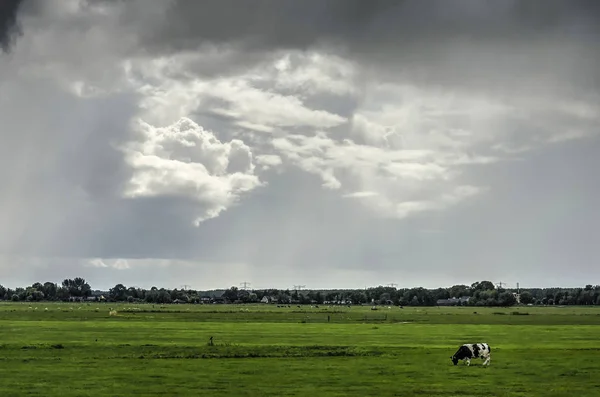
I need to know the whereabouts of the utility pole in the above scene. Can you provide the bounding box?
[387,283,398,289]
[293,285,306,293]
[496,282,506,290]
[181,284,191,291]
[240,281,251,291]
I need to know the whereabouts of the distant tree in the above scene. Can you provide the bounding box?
[432,288,450,300]
[127,287,140,300]
[317,292,325,304]
[352,290,367,304]
[62,278,91,297]
[15,287,26,301]
[277,292,291,304]
[109,284,127,301]
[519,291,534,305]
[324,291,335,302]
[379,292,391,304]
[472,281,495,291]
[580,290,595,305]
[222,287,239,302]
[449,284,470,298]
[498,292,517,306]
[42,282,58,300]
[157,289,172,303]
[298,293,310,304]
[145,290,158,303]
[56,286,70,300]
[31,290,45,301]
[5,278,600,307]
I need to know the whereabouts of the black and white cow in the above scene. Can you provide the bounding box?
[450,343,491,366]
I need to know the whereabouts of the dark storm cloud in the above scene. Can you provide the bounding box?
[86,0,600,95]
[0,0,25,53]
[112,0,600,52]
[137,0,400,52]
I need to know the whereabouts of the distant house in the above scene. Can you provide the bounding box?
[260,296,278,304]
[88,291,107,302]
[513,293,521,304]
[324,300,353,305]
[437,296,471,306]
[81,294,105,302]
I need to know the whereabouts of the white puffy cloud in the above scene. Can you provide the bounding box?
[394,185,486,219]
[125,54,349,132]
[255,154,283,171]
[343,191,378,199]
[121,117,263,224]
[88,258,130,270]
[270,130,488,218]
[206,78,347,130]
[265,51,359,96]
[266,80,599,219]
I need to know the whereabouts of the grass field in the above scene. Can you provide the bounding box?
[1,303,599,396]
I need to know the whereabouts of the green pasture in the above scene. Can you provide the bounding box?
[1,303,599,396]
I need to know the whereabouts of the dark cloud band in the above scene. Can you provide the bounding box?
[0,0,25,53]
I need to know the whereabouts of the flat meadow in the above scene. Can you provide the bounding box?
[1,303,599,396]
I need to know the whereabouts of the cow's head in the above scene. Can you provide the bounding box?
[450,355,459,365]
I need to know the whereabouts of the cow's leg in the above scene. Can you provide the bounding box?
[483,355,490,366]
[465,358,471,366]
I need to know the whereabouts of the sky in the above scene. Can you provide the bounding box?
[0,0,599,291]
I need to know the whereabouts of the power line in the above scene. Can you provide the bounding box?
[240,281,251,290]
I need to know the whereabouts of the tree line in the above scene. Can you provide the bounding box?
[1,278,599,307]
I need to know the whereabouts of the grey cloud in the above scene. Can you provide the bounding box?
[10,0,595,95]
[0,77,140,259]
[0,0,25,52]
[107,0,400,53]
[92,0,600,92]
[114,0,600,52]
